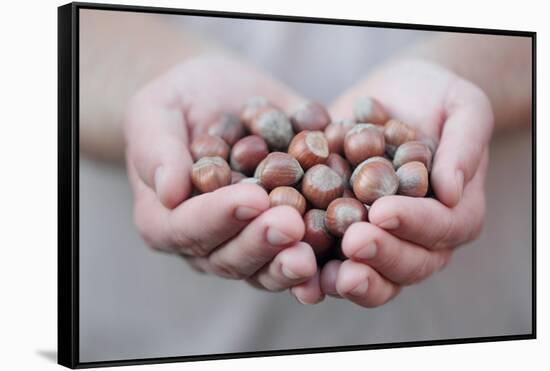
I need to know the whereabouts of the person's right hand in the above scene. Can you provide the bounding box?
[124,56,322,298]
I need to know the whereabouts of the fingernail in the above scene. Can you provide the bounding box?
[266,228,294,246]
[349,280,369,296]
[377,217,399,230]
[455,170,464,202]
[154,166,165,198]
[355,242,378,260]
[291,289,308,305]
[234,206,262,221]
[282,265,301,280]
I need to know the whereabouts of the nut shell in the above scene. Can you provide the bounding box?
[190,134,230,161]
[343,123,386,166]
[301,164,345,209]
[325,198,368,237]
[396,161,429,197]
[352,160,398,204]
[230,135,269,175]
[326,153,352,187]
[393,140,433,170]
[290,101,331,132]
[353,96,389,125]
[384,119,417,156]
[303,209,335,256]
[240,96,273,129]
[250,107,294,151]
[269,186,307,215]
[288,130,329,170]
[255,152,304,190]
[191,156,231,193]
[350,156,394,186]
[324,120,355,154]
[208,113,246,146]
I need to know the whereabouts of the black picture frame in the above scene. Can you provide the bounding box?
[58,2,537,369]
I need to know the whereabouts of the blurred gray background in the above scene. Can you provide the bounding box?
[78,12,532,362]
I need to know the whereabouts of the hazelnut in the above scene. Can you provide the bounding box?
[230,135,269,176]
[325,153,352,187]
[301,164,345,209]
[239,177,264,188]
[324,119,355,154]
[350,156,394,186]
[342,188,356,198]
[396,161,429,197]
[343,123,386,166]
[384,119,416,156]
[352,160,398,204]
[191,156,231,193]
[240,96,273,129]
[353,96,389,125]
[269,186,307,215]
[393,140,432,170]
[290,101,331,132]
[255,152,303,190]
[207,113,246,146]
[231,171,247,184]
[190,134,230,161]
[303,209,335,256]
[325,198,368,237]
[287,130,329,170]
[249,107,294,151]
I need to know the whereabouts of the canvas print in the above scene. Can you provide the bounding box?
[58,3,534,368]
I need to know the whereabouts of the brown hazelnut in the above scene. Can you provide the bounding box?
[301,164,345,209]
[249,107,294,151]
[269,186,307,215]
[231,171,247,184]
[287,130,329,170]
[350,156,394,186]
[324,119,355,154]
[191,156,231,193]
[229,135,269,175]
[393,140,433,170]
[325,153,352,187]
[303,209,335,256]
[384,119,417,156]
[343,123,386,166]
[396,161,429,197]
[352,160,398,204]
[190,134,230,161]
[353,96,389,125]
[255,152,304,190]
[240,96,273,129]
[207,113,246,146]
[290,101,331,132]
[325,198,368,237]
[239,177,264,188]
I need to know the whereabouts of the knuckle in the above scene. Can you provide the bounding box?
[209,257,247,280]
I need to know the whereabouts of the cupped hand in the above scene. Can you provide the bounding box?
[314,59,493,307]
[124,55,320,295]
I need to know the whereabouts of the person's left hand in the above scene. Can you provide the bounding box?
[292,59,493,307]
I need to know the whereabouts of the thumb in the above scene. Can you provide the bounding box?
[431,79,494,208]
[124,90,193,209]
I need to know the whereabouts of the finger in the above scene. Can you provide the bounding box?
[207,206,305,279]
[341,222,451,285]
[319,260,343,298]
[134,183,270,255]
[291,271,325,304]
[369,151,488,250]
[431,80,494,207]
[336,260,401,308]
[124,89,194,209]
[249,242,317,292]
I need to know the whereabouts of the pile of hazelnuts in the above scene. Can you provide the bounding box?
[191,96,434,261]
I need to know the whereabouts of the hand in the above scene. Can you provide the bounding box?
[124,55,321,296]
[314,59,493,307]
